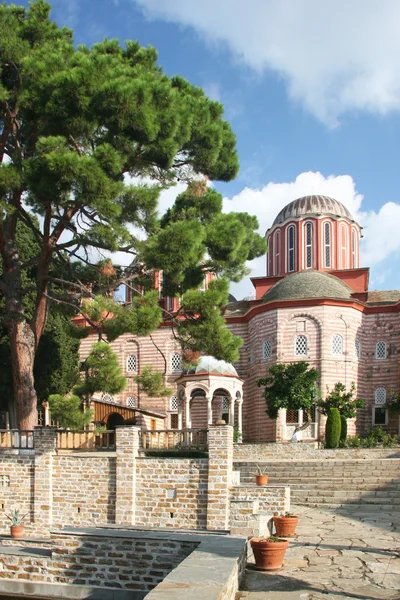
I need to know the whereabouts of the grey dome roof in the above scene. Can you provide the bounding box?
[184,355,238,377]
[262,270,353,303]
[272,195,353,226]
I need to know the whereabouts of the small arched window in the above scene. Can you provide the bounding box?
[170,395,178,411]
[274,230,281,275]
[127,396,137,408]
[263,339,272,359]
[287,225,295,272]
[267,234,273,276]
[376,342,386,359]
[332,334,343,355]
[355,338,361,359]
[170,352,182,371]
[305,222,313,269]
[324,222,331,268]
[375,388,386,404]
[126,355,137,372]
[295,335,308,356]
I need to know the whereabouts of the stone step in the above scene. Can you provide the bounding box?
[294,501,397,511]
[269,483,400,491]
[292,494,400,505]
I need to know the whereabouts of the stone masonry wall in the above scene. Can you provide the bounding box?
[0,533,196,594]
[233,442,400,460]
[135,457,208,529]
[52,454,116,528]
[0,451,33,532]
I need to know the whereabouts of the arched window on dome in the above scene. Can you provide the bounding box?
[340,224,348,269]
[274,230,281,275]
[324,222,331,268]
[287,225,295,272]
[267,234,273,276]
[304,221,313,269]
[351,228,357,268]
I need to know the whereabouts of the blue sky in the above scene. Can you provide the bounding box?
[11,0,400,298]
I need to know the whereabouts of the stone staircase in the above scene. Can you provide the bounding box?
[234,458,400,510]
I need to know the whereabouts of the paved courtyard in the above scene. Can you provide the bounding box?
[238,504,400,600]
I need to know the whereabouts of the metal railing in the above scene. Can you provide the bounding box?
[139,428,208,450]
[0,430,34,449]
[57,430,115,450]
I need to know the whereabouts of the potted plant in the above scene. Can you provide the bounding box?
[6,509,28,539]
[273,512,299,537]
[250,536,289,571]
[253,464,268,486]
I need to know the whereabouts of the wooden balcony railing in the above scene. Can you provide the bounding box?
[0,430,34,449]
[57,430,115,450]
[139,428,208,450]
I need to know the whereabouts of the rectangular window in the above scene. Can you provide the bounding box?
[263,339,272,359]
[170,413,179,429]
[126,355,137,372]
[373,407,387,425]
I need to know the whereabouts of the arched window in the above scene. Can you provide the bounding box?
[374,388,386,404]
[274,230,281,275]
[324,222,331,268]
[305,222,313,269]
[352,229,357,268]
[127,396,137,408]
[287,225,295,272]
[263,339,272,359]
[376,342,386,359]
[355,338,361,359]
[126,355,137,372]
[102,393,115,403]
[295,335,308,356]
[170,352,182,371]
[170,395,178,411]
[332,334,343,355]
[340,224,348,269]
[267,234,273,276]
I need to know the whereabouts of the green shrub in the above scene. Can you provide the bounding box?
[340,415,347,444]
[325,407,341,448]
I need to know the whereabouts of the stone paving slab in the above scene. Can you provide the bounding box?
[238,505,400,600]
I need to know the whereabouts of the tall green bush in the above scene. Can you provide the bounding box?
[325,408,341,448]
[340,414,348,444]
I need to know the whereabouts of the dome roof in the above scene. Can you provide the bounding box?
[272,195,353,226]
[184,355,238,377]
[262,270,353,303]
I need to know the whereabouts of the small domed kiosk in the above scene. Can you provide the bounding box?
[176,356,244,434]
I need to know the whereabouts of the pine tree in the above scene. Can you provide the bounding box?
[0,1,266,428]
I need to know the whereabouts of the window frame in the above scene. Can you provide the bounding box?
[262,339,272,360]
[304,221,313,269]
[375,341,387,360]
[287,225,295,272]
[324,221,331,268]
[274,229,281,276]
[331,334,343,356]
[126,354,137,373]
[295,334,308,356]
[170,352,182,372]
[373,406,388,426]
[355,337,361,359]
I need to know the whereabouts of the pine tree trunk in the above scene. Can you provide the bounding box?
[8,319,38,430]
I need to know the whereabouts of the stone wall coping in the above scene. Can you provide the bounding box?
[0,544,52,558]
[234,457,400,463]
[0,579,140,600]
[53,526,233,543]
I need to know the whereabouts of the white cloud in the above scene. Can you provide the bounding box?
[135,0,400,124]
[224,171,400,298]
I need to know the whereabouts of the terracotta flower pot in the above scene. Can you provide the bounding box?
[10,525,24,539]
[255,474,268,486]
[250,537,289,571]
[273,515,299,537]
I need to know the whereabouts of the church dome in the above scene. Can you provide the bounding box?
[184,355,238,377]
[272,195,353,226]
[262,270,353,303]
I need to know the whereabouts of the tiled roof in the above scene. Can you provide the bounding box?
[365,290,400,305]
[262,270,353,303]
[272,195,353,226]
[224,300,250,316]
